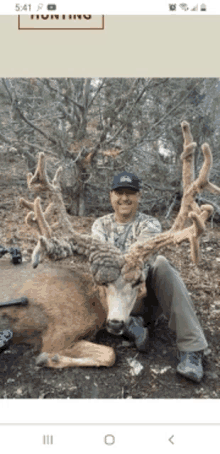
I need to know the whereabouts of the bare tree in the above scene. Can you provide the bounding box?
[1,78,220,217]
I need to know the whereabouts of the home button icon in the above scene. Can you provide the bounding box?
[104,434,115,445]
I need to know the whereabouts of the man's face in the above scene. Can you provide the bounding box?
[110,188,141,220]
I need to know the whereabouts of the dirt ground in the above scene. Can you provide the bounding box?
[0,151,220,399]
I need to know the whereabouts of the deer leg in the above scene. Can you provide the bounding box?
[36,340,116,368]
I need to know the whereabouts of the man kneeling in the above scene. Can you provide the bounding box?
[91,171,208,383]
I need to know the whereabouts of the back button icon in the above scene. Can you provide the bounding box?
[169,435,174,444]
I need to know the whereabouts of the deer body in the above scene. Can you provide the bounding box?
[0,260,117,368]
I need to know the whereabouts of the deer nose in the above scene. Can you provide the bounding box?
[106,319,125,335]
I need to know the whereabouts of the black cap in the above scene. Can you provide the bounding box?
[111,171,141,191]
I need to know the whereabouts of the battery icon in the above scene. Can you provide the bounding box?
[47,4,57,10]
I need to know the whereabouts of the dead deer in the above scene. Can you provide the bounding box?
[1,121,220,369]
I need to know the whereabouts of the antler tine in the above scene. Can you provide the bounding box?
[194,143,220,196]
[25,211,40,236]
[33,197,52,239]
[20,198,35,211]
[27,152,53,192]
[174,142,218,219]
[29,197,53,268]
[20,196,56,235]
[171,122,199,232]
[181,121,197,190]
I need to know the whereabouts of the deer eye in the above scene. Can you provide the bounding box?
[132,278,142,288]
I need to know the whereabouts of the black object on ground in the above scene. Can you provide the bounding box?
[0,245,22,264]
[0,297,28,309]
[0,330,13,352]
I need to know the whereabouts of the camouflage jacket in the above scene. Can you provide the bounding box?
[91,212,162,277]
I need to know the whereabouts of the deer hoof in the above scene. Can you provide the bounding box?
[36,352,49,366]
[52,354,60,363]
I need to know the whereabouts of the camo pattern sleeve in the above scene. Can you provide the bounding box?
[91,214,114,244]
[133,212,162,243]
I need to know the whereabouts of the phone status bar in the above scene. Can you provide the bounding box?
[0,1,219,15]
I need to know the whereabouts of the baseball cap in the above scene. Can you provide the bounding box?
[111,171,141,191]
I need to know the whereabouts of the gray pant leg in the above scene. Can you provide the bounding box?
[150,255,208,352]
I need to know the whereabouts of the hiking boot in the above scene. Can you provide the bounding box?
[177,350,203,383]
[124,316,149,352]
[0,330,13,352]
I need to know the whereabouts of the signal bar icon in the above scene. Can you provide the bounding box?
[191,4,198,10]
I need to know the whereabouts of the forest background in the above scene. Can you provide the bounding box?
[1,77,220,220]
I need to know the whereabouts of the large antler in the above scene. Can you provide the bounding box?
[20,154,125,283]
[122,121,220,281]
[20,153,74,235]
